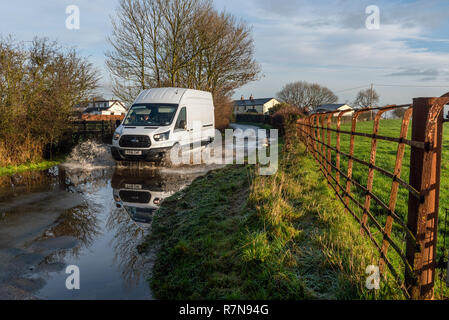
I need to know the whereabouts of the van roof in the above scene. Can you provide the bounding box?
[134,88,212,105]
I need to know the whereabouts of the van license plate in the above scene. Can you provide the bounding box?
[125,184,142,190]
[124,150,142,155]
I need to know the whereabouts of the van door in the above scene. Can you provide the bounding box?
[201,104,215,145]
[172,107,188,147]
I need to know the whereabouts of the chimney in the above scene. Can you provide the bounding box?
[250,94,254,102]
[241,95,244,101]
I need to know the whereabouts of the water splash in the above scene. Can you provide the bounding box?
[61,140,114,170]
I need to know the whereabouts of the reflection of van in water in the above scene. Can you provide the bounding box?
[112,175,172,229]
[111,88,215,162]
[111,169,194,228]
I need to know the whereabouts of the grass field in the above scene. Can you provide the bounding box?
[308,119,449,297]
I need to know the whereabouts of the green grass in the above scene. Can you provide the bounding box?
[311,119,449,298]
[144,133,402,299]
[0,157,65,177]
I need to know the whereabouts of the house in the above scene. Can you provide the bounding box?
[234,95,280,115]
[83,100,127,116]
[314,104,354,116]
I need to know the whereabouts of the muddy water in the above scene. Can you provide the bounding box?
[0,162,219,300]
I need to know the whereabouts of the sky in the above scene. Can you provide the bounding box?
[0,0,448,106]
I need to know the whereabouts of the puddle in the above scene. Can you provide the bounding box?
[0,157,216,300]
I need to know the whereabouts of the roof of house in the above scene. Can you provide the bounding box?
[315,104,352,112]
[234,98,276,107]
[90,100,117,104]
[83,100,126,113]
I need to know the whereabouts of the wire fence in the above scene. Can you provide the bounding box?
[296,94,449,300]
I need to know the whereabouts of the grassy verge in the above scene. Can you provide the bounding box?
[144,133,402,299]
[0,157,65,177]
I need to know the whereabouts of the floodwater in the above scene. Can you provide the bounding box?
[0,149,221,300]
[0,123,266,300]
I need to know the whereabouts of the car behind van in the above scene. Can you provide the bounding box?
[111,88,215,163]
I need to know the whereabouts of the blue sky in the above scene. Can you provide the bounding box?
[1,0,448,105]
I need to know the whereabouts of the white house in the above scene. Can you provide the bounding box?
[84,100,127,116]
[234,96,280,115]
[314,104,354,116]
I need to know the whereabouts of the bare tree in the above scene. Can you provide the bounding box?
[106,0,153,104]
[198,11,260,96]
[106,0,210,104]
[158,0,212,86]
[354,87,379,109]
[106,0,260,120]
[392,107,407,119]
[277,81,338,112]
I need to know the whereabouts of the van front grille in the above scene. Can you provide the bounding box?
[119,135,151,148]
[119,190,151,204]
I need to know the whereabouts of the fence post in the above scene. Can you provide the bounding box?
[405,97,444,300]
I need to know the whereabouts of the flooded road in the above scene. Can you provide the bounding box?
[0,123,265,300]
[0,161,221,300]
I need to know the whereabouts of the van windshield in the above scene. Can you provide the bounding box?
[123,104,178,126]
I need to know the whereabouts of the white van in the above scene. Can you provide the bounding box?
[111,88,215,162]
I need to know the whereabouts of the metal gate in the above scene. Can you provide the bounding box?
[296,92,449,299]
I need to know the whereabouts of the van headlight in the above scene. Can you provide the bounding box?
[113,132,121,140]
[153,131,170,141]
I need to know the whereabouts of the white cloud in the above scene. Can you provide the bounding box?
[2,0,449,103]
[221,0,449,104]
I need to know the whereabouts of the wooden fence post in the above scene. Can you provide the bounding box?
[405,97,445,300]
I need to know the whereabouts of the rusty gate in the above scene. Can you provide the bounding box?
[296,92,449,300]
